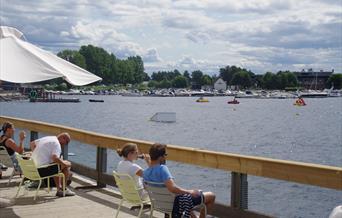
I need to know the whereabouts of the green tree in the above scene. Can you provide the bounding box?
[219,65,240,84]
[148,80,158,88]
[231,71,252,88]
[128,56,145,84]
[327,74,342,89]
[158,79,172,88]
[201,75,212,86]
[57,50,86,69]
[172,75,188,88]
[191,70,203,89]
[183,70,191,81]
[79,45,112,83]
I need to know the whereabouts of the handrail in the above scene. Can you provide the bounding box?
[1,115,341,190]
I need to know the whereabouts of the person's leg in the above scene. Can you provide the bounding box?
[10,154,22,174]
[199,191,215,218]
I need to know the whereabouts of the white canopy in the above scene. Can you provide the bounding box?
[0,26,102,86]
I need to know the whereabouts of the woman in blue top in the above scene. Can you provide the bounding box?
[143,143,215,218]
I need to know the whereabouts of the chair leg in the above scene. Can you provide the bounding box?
[15,178,24,198]
[61,174,65,197]
[34,180,42,200]
[149,205,154,218]
[115,199,123,218]
[137,203,144,218]
[47,177,50,193]
[8,168,15,185]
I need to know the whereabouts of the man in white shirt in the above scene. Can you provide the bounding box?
[30,132,74,197]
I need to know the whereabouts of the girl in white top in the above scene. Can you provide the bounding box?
[116,143,150,199]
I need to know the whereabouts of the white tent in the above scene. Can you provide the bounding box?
[0,26,101,86]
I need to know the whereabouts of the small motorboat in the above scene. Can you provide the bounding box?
[227,99,239,104]
[196,97,209,103]
[89,99,104,103]
[293,98,306,106]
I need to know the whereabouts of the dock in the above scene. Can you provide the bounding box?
[0,170,164,218]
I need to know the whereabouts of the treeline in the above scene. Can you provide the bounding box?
[57,44,342,90]
[58,45,148,85]
[146,66,300,90]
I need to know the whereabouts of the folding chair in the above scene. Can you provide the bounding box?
[15,153,65,200]
[113,171,151,218]
[0,146,17,185]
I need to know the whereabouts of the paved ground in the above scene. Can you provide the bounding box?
[0,168,164,218]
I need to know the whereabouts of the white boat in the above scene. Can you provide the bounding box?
[328,90,341,97]
[235,90,259,98]
[299,90,328,98]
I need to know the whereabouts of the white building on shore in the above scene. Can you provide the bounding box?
[214,78,227,91]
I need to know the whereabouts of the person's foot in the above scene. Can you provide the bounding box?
[56,188,75,197]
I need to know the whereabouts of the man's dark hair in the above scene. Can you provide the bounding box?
[149,143,167,161]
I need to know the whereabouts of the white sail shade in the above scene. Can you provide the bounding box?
[0,26,102,86]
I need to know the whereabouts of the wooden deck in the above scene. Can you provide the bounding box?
[0,169,164,218]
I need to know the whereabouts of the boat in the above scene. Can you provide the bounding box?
[227,99,240,104]
[89,99,104,102]
[235,90,259,98]
[299,91,328,98]
[293,98,306,106]
[196,97,209,102]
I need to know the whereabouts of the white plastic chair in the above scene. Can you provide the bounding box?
[15,153,65,200]
[0,146,17,185]
[113,171,151,218]
[144,180,207,218]
[144,180,175,218]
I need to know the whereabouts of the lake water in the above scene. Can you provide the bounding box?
[1,96,341,217]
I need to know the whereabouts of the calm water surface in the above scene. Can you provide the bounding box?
[1,96,341,218]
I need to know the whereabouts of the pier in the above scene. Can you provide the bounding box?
[0,115,341,217]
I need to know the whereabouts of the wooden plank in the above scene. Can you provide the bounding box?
[1,115,341,190]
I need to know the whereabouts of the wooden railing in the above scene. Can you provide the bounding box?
[1,115,341,217]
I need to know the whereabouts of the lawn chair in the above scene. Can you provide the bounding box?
[144,180,207,218]
[143,180,175,218]
[113,171,151,218]
[0,146,17,185]
[15,153,65,200]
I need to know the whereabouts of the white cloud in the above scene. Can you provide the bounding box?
[0,0,341,74]
[143,48,162,63]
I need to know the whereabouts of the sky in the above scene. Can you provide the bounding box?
[1,0,341,75]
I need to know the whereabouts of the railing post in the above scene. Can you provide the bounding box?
[231,172,248,210]
[96,147,107,188]
[62,144,69,160]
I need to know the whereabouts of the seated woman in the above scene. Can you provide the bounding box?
[143,143,215,218]
[116,142,150,200]
[0,122,26,178]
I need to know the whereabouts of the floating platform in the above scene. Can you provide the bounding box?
[150,112,176,123]
[30,98,80,103]
[89,99,104,102]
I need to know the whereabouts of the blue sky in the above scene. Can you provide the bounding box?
[1,0,341,75]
